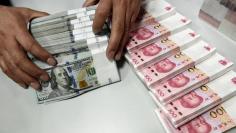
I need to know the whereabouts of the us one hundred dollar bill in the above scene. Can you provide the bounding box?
[36,56,100,103]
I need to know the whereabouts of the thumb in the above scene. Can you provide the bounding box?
[27,9,49,20]
[18,7,49,21]
[83,0,99,7]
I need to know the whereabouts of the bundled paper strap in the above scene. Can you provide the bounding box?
[162,70,236,127]
[126,13,191,51]
[137,41,216,87]
[126,28,200,69]
[150,53,234,105]
[156,87,236,132]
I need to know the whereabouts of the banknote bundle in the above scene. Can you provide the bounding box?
[137,40,216,87]
[141,0,176,21]
[156,93,236,133]
[161,70,236,127]
[150,53,234,105]
[126,12,191,52]
[126,28,200,69]
[30,0,176,104]
[124,0,236,132]
[29,6,121,103]
[35,40,120,104]
[29,5,108,55]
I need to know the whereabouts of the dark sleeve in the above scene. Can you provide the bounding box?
[220,0,236,11]
[0,0,12,6]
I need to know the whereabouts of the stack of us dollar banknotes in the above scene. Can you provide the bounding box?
[30,5,120,104]
[125,0,236,132]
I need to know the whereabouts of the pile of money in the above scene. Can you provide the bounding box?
[126,28,201,69]
[28,0,236,131]
[29,6,120,104]
[28,0,177,104]
[125,0,236,132]
[156,94,236,133]
[150,53,233,105]
[161,69,236,127]
[29,5,111,55]
[137,40,216,86]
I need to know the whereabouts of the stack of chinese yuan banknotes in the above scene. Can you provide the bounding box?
[29,5,120,104]
[126,0,236,132]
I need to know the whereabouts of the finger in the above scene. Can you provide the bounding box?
[16,29,57,66]
[4,39,50,81]
[83,0,99,7]
[115,3,132,60]
[131,2,141,24]
[9,48,49,81]
[14,66,41,90]
[107,0,126,60]
[16,7,49,24]
[2,52,41,90]
[131,9,140,24]
[28,9,49,18]
[114,23,130,60]
[93,0,112,33]
[0,55,27,89]
[19,7,49,21]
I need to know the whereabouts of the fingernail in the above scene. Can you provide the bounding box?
[82,3,87,7]
[108,51,116,60]
[47,58,57,66]
[19,83,27,89]
[93,28,102,34]
[30,82,41,90]
[40,74,49,81]
[115,53,122,61]
[93,30,99,34]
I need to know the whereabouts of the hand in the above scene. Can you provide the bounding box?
[0,6,57,90]
[83,0,141,60]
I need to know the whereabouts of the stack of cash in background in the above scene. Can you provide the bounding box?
[29,5,120,104]
[199,0,236,42]
[125,0,236,132]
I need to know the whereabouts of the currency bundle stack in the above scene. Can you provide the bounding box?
[199,0,236,42]
[125,0,236,132]
[29,5,110,55]
[29,6,120,104]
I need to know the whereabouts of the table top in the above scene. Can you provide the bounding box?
[1,0,236,133]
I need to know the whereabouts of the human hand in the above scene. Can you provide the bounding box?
[83,0,141,60]
[0,6,57,90]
